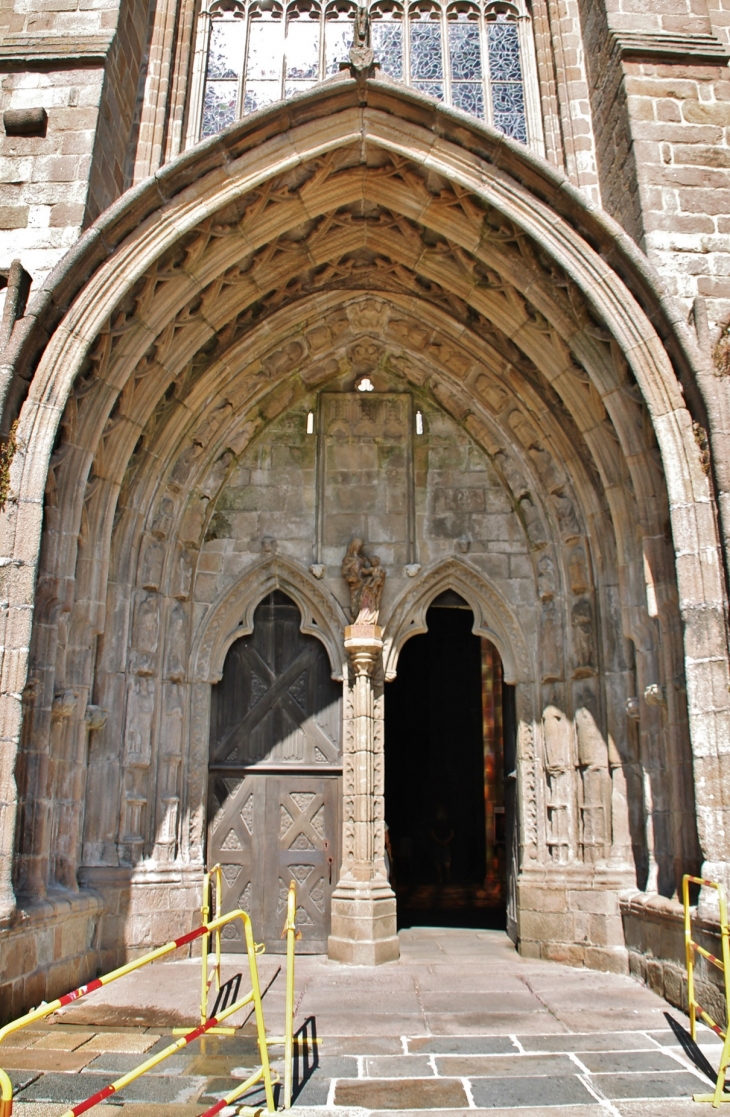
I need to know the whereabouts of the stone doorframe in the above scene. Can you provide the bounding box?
[329,555,534,964]
[190,553,533,965]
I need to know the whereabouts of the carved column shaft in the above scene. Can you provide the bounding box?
[351,645,376,876]
[328,623,399,965]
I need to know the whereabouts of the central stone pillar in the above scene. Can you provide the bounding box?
[328,623,399,965]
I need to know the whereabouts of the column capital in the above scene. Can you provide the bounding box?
[344,623,383,676]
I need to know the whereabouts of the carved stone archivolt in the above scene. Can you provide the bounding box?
[0,84,723,948]
[382,557,532,685]
[192,555,349,684]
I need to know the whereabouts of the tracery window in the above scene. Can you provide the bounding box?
[190,0,542,151]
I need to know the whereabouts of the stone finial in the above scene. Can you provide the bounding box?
[342,538,385,624]
[341,5,378,79]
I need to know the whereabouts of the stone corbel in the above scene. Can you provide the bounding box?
[51,689,77,721]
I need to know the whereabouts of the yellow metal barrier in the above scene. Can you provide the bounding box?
[182,870,301,1106]
[683,873,730,1106]
[283,880,297,1109]
[0,907,276,1117]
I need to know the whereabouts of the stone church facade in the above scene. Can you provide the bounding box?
[0,0,730,1019]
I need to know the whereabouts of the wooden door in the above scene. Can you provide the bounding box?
[207,591,342,952]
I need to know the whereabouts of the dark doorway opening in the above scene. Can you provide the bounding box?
[384,594,509,930]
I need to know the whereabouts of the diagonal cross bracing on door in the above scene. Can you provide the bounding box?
[211,644,338,766]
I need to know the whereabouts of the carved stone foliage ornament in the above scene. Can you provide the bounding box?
[342,539,386,625]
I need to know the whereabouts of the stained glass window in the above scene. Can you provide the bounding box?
[409,3,443,101]
[324,1,356,75]
[243,2,284,112]
[371,2,404,80]
[285,1,321,96]
[201,17,245,137]
[487,17,526,140]
[448,9,484,119]
[197,0,536,147]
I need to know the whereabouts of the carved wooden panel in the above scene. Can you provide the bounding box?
[209,591,341,768]
[207,773,340,952]
[207,591,342,951]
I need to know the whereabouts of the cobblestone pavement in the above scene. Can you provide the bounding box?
[4,928,725,1116]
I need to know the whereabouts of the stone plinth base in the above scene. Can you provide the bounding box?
[517,869,631,974]
[328,879,399,965]
[621,892,726,1022]
[0,888,103,1023]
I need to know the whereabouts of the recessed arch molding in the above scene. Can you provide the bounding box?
[0,78,727,1007]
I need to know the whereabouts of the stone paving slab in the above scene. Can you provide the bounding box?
[469,1073,598,1108]
[82,1034,161,1053]
[362,1057,435,1078]
[4,928,725,1113]
[334,1079,469,1108]
[518,1032,668,1052]
[591,1071,710,1099]
[433,1053,579,1076]
[82,1052,193,1075]
[575,1049,690,1074]
[408,1036,517,1054]
[424,1010,564,1034]
[30,1033,97,1051]
[1,1050,95,1072]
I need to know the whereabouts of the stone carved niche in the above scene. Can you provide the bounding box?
[155,683,184,861]
[166,602,187,682]
[537,553,555,601]
[172,543,194,600]
[540,599,562,683]
[170,442,205,488]
[124,676,155,766]
[180,494,209,546]
[553,491,582,542]
[542,705,574,864]
[140,537,165,591]
[574,704,610,863]
[151,496,174,539]
[568,545,589,595]
[201,451,234,499]
[131,593,160,676]
[571,598,595,678]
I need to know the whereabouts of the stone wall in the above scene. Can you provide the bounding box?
[0,890,102,1020]
[0,63,103,284]
[622,894,727,1024]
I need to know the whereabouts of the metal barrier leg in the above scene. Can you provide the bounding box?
[284,881,296,1109]
[684,875,697,1042]
[0,1068,13,1117]
[684,874,730,1106]
[0,906,275,1117]
[241,917,276,1113]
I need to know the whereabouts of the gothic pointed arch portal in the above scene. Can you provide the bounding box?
[1,76,728,994]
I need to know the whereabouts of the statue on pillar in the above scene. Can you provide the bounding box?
[342,538,386,625]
